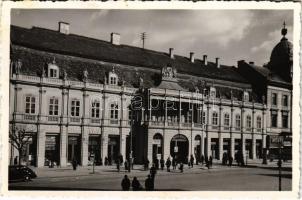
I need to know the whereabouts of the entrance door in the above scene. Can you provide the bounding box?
[45,135,60,166]
[108,135,120,165]
[170,134,189,163]
[246,139,252,159]
[68,135,81,165]
[88,136,101,165]
[21,135,37,166]
[256,140,262,159]
[194,135,201,161]
[211,138,219,159]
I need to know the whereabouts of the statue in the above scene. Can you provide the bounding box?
[63,70,67,80]
[83,69,88,82]
[15,59,22,75]
[139,76,144,87]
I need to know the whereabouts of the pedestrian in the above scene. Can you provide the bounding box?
[119,154,124,165]
[201,155,204,166]
[190,154,194,168]
[179,162,184,173]
[145,175,154,191]
[150,164,157,180]
[229,156,233,167]
[146,159,150,170]
[155,158,159,170]
[117,159,120,172]
[121,175,131,191]
[132,177,142,191]
[209,156,213,168]
[172,157,176,170]
[124,160,128,171]
[72,157,77,170]
[235,152,239,166]
[166,157,171,172]
[160,158,165,170]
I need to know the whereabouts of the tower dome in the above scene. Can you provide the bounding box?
[268,22,293,82]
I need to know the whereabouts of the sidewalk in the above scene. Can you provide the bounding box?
[31,159,292,179]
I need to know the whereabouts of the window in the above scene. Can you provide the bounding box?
[224,113,230,126]
[271,111,277,128]
[110,103,119,119]
[282,112,288,128]
[235,114,241,128]
[282,95,288,107]
[49,97,59,116]
[272,93,277,106]
[71,100,80,117]
[91,101,100,118]
[246,115,252,128]
[256,116,262,129]
[210,87,216,98]
[243,91,249,102]
[25,96,36,114]
[202,111,206,124]
[212,112,218,126]
[110,76,117,85]
[49,68,58,78]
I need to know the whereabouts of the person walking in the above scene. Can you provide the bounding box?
[172,157,176,170]
[132,177,142,191]
[121,175,131,191]
[209,156,213,168]
[150,164,157,180]
[201,155,205,166]
[72,157,77,170]
[166,157,171,172]
[179,162,184,173]
[160,158,165,170]
[146,159,150,170]
[117,158,120,172]
[229,156,233,167]
[124,160,128,171]
[155,158,159,170]
[145,175,154,191]
[190,154,194,168]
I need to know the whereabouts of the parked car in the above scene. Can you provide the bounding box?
[9,165,37,182]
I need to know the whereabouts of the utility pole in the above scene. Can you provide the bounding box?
[140,32,147,49]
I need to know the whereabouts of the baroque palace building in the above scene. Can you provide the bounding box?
[9,22,292,167]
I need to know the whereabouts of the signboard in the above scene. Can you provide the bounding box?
[269,135,283,148]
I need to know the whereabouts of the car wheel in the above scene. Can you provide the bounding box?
[23,175,31,182]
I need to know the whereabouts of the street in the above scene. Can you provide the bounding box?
[9,162,292,191]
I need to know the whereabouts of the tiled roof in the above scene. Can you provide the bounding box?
[11,25,249,84]
[250,65,290,85]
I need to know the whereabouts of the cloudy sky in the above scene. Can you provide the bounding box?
[11,9,293,66]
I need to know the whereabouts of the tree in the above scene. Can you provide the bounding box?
[9,125,32,165]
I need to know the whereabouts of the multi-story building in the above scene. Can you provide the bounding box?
[9,22,292,167]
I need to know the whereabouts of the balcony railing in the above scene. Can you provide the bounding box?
[235,127,241,131]
[110,119,119,125]
[48,116,59,122]
[246,128,252,132]
[194,123,203,128]
[212,125,219,130]
[168,121,178,127]
[91,118,101,124]
[151,121,164,126]
[23,114,36,121]
[70,117,81,123]
[256,128,262,132]
[182,123,191,127]
[224,127,230,131]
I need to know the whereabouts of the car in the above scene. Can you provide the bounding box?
[9,165,37,182]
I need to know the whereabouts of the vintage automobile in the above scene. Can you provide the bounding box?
[9,165,37,182]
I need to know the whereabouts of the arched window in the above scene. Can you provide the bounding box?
[110,103,119,120]
[108,67,118,85]
[246,115,252,128]
[48,60,59,78]
[235,114,241,128]
[212,112,218,125]
[256,116,262,129]
[224,113,230,126]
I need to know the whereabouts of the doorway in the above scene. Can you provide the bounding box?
[108,135,120,165]
[68,135,81,165]
[170,134,189,163]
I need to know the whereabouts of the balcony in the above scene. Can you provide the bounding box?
[23,114,37,121]
[48,116,59,122]
[91,118,101,124]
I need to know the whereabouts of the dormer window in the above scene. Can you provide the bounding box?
[210,87,216,98]
[108,67,118,85]
[243,91,249,102]
[48,58,59,78]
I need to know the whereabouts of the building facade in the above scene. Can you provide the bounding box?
[9,22,292,167]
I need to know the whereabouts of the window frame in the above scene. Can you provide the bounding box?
[71,99,81,117]
[235,114,241,128]
[224,113,230,126]
[212,111,218,126]
[282,95,288,107]
[91,100,100,118]
[49,97,59,116]
[246,115,252,128]
[256,116,262,129]
[25,95,36,114]
[110,103,119,120]
[271,93,277,106]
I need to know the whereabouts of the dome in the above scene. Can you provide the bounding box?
[268,23,293,82]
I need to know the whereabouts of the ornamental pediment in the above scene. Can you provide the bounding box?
[161,64,177,82]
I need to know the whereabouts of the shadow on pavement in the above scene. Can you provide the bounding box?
[258,173,292,179]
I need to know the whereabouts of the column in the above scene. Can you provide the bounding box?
[101,131,108,161]
[120,134,126,160]
[36,130,46,167]
[81,91,89,166]
[60,126,67,167]
[218,135,223,160]
[218,105,223,160]
[147,133,153,162]
[252,133,256,159]
[230,133,235,159]
[241,135,246,163]
[163,134,169,160]
[201,131,205,156]
[206,133,211,157]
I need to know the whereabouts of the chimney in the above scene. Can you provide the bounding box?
[203,55,208,65]
[190,52,195,63]
[110,33,120,45]
[216,57,220,68]
[249,61,255,65]
[58,22,70,35]
[169,48,174,59]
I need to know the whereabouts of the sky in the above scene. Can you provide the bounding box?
[11,9,293,66]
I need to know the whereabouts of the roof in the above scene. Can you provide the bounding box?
[10,25,249,84]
